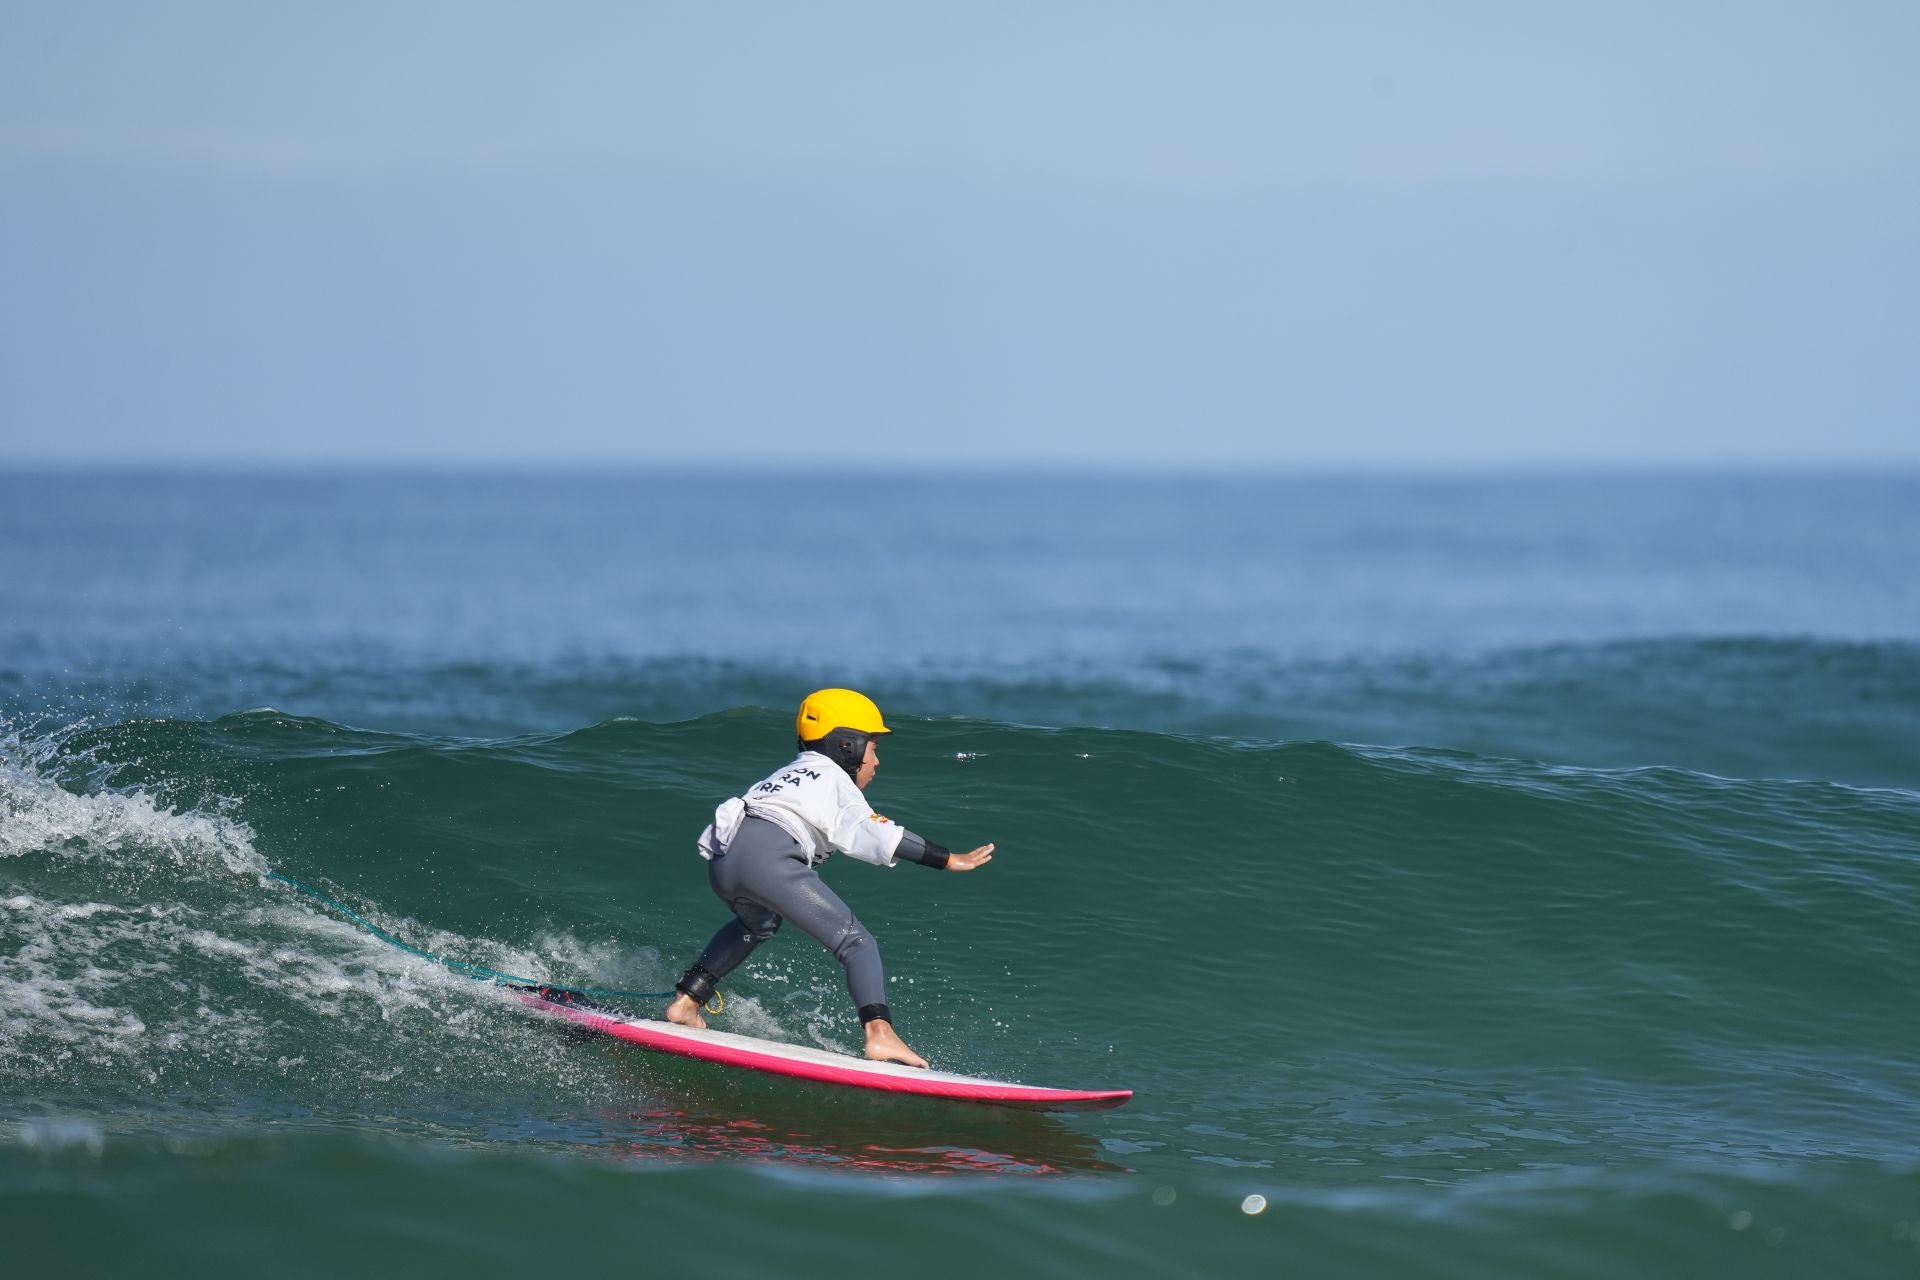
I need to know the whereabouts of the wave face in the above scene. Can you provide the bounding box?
[3,471,1918,1278]
[6,709,1918,1276]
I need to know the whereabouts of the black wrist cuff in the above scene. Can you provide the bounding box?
[896,831,951,869]
[858,1003,892,1025]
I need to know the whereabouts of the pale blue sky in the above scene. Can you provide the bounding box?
[3,2,1916,467]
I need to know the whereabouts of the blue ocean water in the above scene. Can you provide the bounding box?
[2,469,1918,1277]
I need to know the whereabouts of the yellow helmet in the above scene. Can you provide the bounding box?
[795,688,891,743]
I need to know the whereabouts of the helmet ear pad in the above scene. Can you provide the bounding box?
[799,727,871,781]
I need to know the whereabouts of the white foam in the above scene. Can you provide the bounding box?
[185,915,449,1021]
[0,729,634,1098]
[0,885,524,1088]
[0,894,153,1064]
[527,927,669,991]
[0,749,264,878]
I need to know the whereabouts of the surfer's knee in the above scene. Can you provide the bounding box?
[731,904,782,944]
[828,922,875,964]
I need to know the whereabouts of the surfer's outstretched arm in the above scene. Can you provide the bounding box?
[891,830,995,872]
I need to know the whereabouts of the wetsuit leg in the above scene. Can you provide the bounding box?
[683,897,782,993]
[753,856,887,1011]
[685,816,887,1010]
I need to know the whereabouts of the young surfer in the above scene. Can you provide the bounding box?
[664,688,994,1069]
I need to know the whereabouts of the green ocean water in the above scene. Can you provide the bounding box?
[4,472,1919,1277]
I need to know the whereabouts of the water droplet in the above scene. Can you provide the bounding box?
[1240,1194,1268,1215]
[1151,1186,1177,1207]
[1729,1211,1753,1231]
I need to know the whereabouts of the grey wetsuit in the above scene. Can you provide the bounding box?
[687,815,890,1010]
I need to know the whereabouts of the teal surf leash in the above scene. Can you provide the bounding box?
[265,870,678,1007]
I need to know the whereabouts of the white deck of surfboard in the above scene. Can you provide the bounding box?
[610,1015,1024,1089]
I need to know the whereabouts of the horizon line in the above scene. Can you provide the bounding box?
[3,458,1918,479]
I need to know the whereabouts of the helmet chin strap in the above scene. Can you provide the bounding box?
[799,727,869,782]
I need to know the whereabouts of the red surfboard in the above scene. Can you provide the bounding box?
[519,992,1131,1111]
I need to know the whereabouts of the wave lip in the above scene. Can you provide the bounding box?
[12,633,1920,787]
[0,745,263,879]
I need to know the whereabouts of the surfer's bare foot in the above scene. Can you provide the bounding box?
[864,1020,928,1069]
[664,992,707,1030]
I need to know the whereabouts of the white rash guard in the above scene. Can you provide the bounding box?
[697,751,908,867]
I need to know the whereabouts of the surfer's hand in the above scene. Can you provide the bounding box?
[947,843,994,871]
